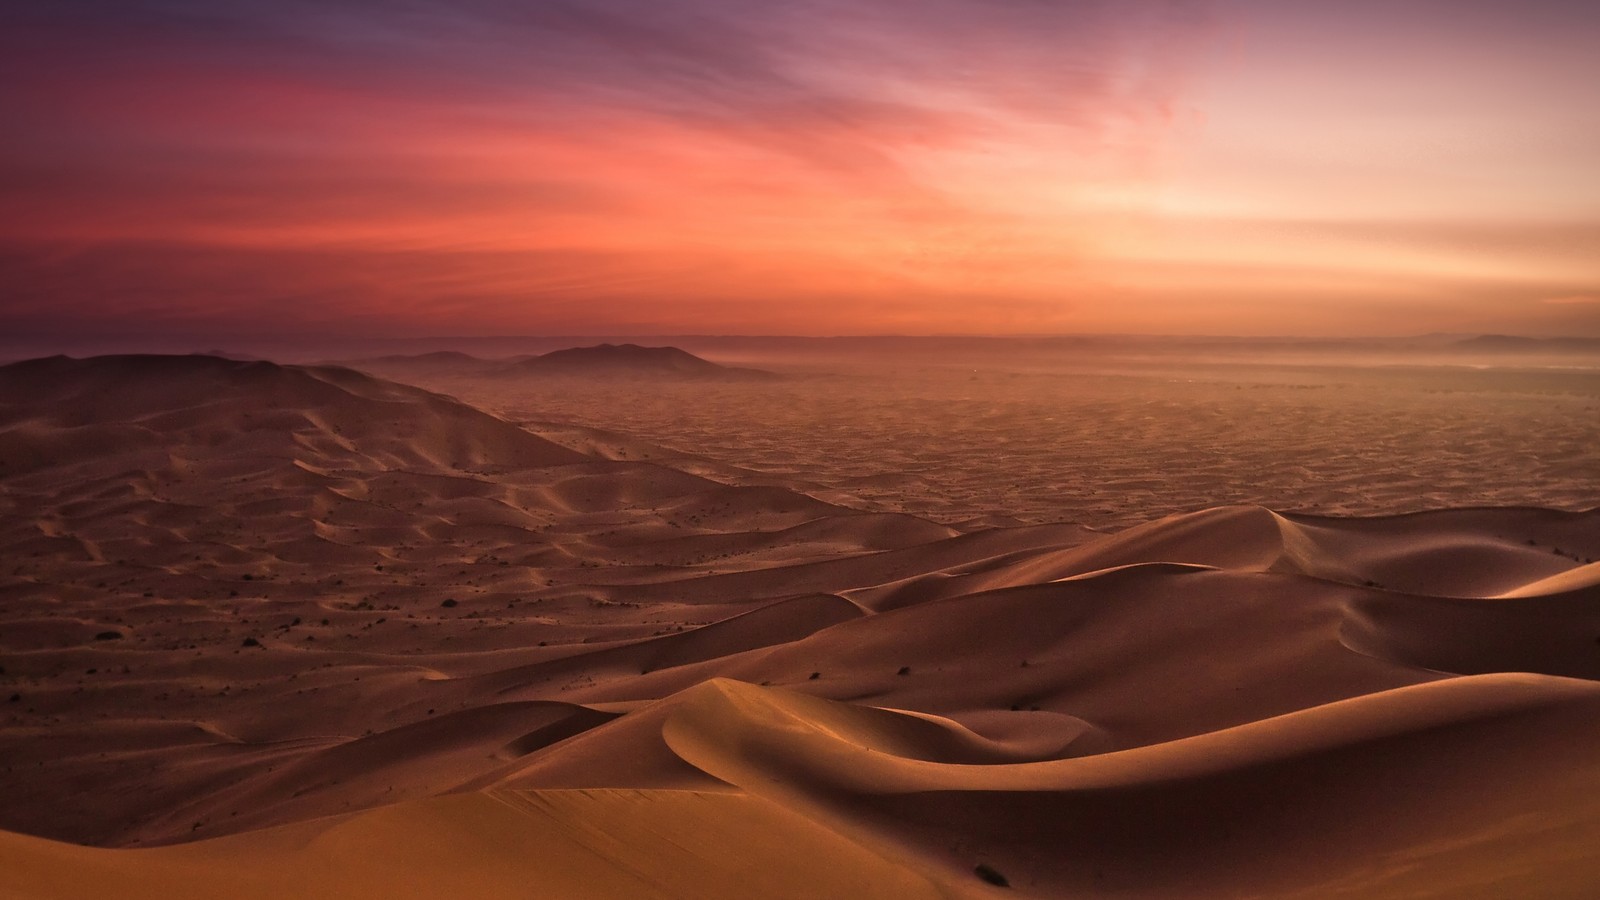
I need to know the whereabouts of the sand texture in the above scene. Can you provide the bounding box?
[2,353,1598,898]
[372,350,1600,530]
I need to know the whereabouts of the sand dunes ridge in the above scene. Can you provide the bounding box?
[4,673,1598,898]
[0,354,587,478]
[2,354,1597,898]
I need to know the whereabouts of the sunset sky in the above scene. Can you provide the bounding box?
[2,0,1598,339]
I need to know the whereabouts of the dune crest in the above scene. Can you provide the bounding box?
[2,354,1597,897]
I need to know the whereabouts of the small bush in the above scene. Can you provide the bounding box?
[974,863,1010,887]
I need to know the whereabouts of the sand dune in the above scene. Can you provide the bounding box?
[0,790,959,900]
[372,354,1600,529]
[2,354,1597,897]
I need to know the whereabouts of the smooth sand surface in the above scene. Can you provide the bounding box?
[2,353,1598,898]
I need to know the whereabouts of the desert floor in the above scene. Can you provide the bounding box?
[1,347,1597,898]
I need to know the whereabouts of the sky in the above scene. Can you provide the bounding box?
[2,0,1598,339]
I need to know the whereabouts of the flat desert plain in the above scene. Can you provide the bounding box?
[2,343,1599,898]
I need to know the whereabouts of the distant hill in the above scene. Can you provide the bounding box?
[1452,335,1600,353]
[0,354,585,477]
[340,350,501,375]
[504,344,778,380]
[365,351,487,366]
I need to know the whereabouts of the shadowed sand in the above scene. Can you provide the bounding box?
[2,354,1598,898]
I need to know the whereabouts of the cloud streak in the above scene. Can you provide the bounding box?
[1,0,1596,337]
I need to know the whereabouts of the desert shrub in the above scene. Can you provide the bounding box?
[974,863,1009,887]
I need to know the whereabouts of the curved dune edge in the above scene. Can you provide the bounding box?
[653,675,1600,896]
[4,357,1599,897]
[1496,560,1600,597]
[660,674,1600,793]
[4,674,1599,899]
[837,505,1600,607]
[1342,584,1600,680]
[0,789,958,900]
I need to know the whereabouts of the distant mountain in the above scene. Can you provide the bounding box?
[336,350,500,374]
[1453,335,1600,353]
[504,344,778,379]
[365,351,487,365]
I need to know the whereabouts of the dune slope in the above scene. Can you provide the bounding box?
[1,354,1597,898]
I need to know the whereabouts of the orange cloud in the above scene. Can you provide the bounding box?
[2,1,1598,339]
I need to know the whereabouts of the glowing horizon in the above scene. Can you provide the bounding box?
[2,0,1598,339]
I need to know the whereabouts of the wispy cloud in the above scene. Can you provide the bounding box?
[0,0,1206,334]
[3,1,1595,337]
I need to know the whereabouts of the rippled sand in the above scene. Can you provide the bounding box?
[397,355,1600,529]
[2,351,1597,899]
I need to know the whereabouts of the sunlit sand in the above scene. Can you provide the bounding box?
[2,344,1596,897]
